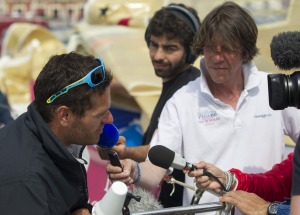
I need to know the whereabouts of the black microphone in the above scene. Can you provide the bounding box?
[148,145,226,192]
[148,145,196,171]
[270,31,300,70]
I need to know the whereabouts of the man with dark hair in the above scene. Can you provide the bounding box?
[106,3,201,208]
[0,52,113,214]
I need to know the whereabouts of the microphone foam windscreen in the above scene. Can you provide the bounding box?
[98,123,119,148]
[148,145,175,169]
[128,187,163,212]
[270,31,300,70]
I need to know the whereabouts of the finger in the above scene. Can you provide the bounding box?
[116,136,126,146]
[196,180,211,189]
[108,176,132,186]
[220,194,239,206]
[107,169,130,181]
[119,136,126,142]
[194,161,209,169]
[188,168,204,177]
[196,175,210,183]
[106,163,123,173]
[197,180,222,190]
[107,169,134,186]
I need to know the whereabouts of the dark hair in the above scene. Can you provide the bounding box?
[34,52,113,122]
[145,3,200,64]
[192,1,259,63]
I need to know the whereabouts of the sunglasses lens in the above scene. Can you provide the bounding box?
[91,67,105,85]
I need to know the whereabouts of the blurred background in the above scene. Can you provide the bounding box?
[0,0,298,203]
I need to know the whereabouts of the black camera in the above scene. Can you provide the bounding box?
[268,71,300,110]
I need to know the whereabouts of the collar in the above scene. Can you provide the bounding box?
[199,57,261,95]
[27,103,86,166]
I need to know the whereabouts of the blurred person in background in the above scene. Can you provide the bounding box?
[101,3,201,208]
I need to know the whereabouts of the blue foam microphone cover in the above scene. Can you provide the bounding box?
[98,123,119,148]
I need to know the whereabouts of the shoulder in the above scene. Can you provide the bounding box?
[188,66,201,78]
[171,77,200,100]
[176,66,200,83]
[244,62,270,91]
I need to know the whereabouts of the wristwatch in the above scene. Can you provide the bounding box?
[267,202,280,215]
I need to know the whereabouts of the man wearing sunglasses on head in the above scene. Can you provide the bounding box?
[0,52,113,215]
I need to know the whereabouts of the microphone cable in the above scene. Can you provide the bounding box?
[203,168,227,191]
[188,164,227,191]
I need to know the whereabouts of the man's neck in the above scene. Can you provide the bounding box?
[206,72,244,110]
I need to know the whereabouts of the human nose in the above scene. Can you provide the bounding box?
[211,49,225,62]
[152,47,165,61]
[103,110,114,124]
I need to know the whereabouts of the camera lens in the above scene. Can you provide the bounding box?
[268,71,300,110]
[289,72,300,108]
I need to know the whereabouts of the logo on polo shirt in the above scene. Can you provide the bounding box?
[197,110,220,124]
[254,113,272,118]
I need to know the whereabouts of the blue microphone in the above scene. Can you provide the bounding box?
[98,123,119,148]
[98,123,123,171]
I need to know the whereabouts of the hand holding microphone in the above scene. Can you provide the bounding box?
[148,145,226,194]
[98,124,138,185]
[188,161,228,193]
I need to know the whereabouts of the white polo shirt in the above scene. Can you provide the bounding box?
[149,59,300,213]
